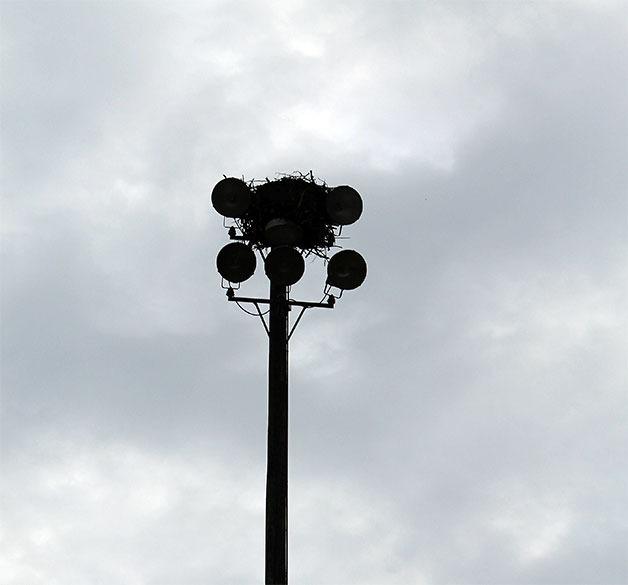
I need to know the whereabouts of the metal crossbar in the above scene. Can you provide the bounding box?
[227,293,334,339]
[228,295,334,309]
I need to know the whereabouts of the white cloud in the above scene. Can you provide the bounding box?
[1,435,265,584]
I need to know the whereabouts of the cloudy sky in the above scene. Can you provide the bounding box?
[1,1,627,583]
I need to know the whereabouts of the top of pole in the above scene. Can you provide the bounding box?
[212,171,367,292]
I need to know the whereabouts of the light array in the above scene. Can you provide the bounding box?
[212,174,367,293]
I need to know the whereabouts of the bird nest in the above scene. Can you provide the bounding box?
[234,172,337,259]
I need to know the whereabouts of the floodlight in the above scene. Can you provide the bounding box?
[216,242,256,283]
[264,246,305,286]
[325,185,363,225]
[264,218,304,246]
[326,249,367,290]
[211,177,251,218]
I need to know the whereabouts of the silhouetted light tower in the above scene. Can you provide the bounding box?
[211,172,366,585]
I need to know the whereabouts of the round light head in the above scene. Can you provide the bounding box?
[264,246,305,286]
[211,177,251,218]
[326,185,363,225]
[326,249,367,290]
[216,242,256,283]
[264,218,304,246]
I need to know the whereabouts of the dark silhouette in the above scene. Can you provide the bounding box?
[211,172,366,584]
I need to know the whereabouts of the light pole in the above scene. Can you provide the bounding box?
[211,172,366,585]
[266,277,289,583]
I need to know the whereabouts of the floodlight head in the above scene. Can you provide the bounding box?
[216,242,257,283]
[264,246,305,286]
[211,177,251,218]
[326,249,367,290]
[264,218,304,247]
[326,185,363,225]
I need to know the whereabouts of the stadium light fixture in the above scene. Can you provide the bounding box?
[211,172,366,585]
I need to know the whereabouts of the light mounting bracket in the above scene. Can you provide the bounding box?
[227,291,335,338]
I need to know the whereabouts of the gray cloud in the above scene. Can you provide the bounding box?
[2,1,627,583]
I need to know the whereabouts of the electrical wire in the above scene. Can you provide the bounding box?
[235,301,270,316]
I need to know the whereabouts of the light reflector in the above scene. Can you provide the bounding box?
[326,185,363,225]
[264,218,304,246]
[326,249,367,290]
[211,177,251,218]
[264,247,305,286]
[216,242,256,283]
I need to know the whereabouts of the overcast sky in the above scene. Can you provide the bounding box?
[1,1,627,584]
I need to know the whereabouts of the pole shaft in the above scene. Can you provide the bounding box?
[265,281,289,584]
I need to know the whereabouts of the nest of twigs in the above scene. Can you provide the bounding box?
[235,172,336,259]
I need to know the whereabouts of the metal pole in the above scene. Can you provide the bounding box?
[265,280,289,584]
